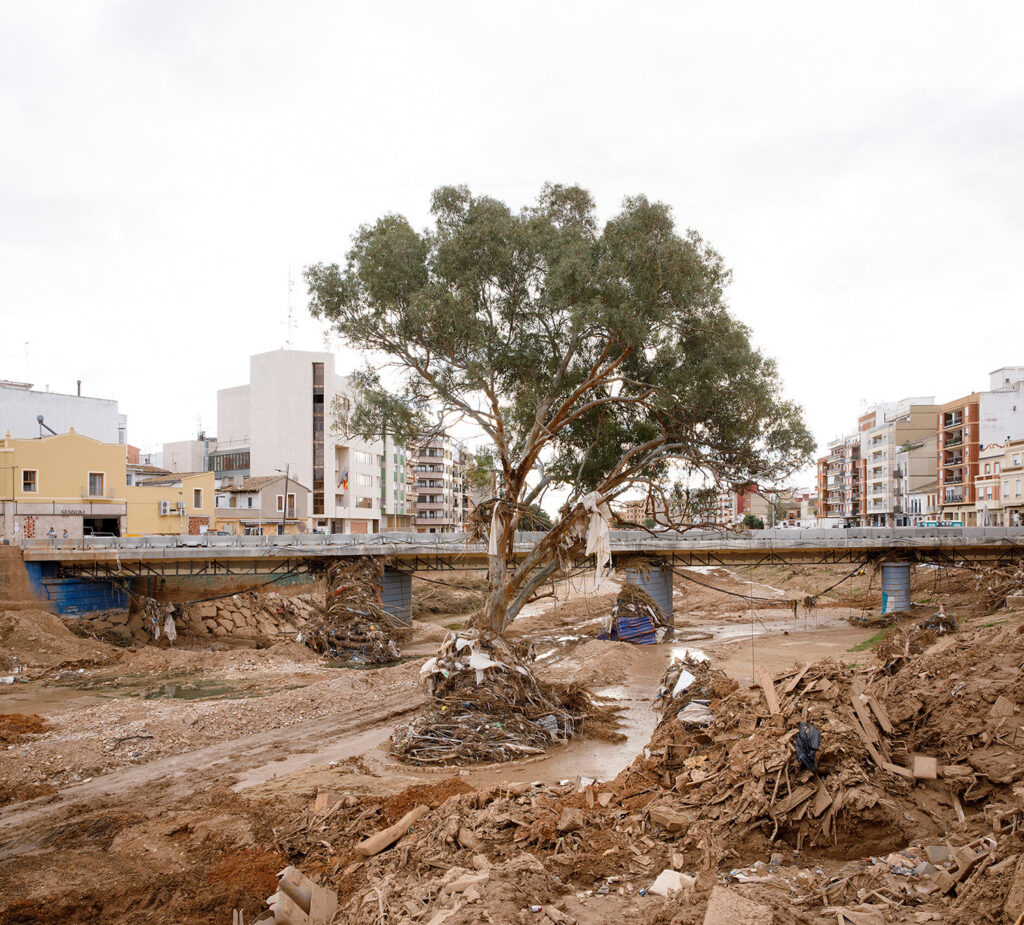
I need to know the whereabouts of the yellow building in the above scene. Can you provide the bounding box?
[0,429,215,539]
[125,472,216,535]
[0,429,129,539]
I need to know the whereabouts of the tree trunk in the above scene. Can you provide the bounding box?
[483,507,512,633]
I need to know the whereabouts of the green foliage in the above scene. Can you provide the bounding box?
[519,505,554,532]
[306,183,815,629]
[849,629,888,652]
[742,514,764,529]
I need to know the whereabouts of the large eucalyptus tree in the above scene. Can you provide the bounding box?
[306,184,814,633]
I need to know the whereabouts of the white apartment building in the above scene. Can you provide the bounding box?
[859,397,938,527]
[0,379,127,444]
[217,350,411,534]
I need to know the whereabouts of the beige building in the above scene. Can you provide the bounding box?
[126,472,216,535]
[409,436,468,533]
[213,475,312,535]
[0,429,129,539]
[859,398,938,527]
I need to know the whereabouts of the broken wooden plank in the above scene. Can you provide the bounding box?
[882,761,915,780]
[756,667,781,716]
[782,664,811,695]
[849,684,881,744]
[849,713,885,767]
[865,694,894,735]
[771,783,816,815]
[812,779,833,817]
[355,805,428,857]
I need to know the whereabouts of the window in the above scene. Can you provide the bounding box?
[1017,479,1023,498]
[996,463,1001,474]
[352,450,372,465]
[276,494,284,512]
[88,472,104,496]
[355,497,373,509]
[193,488,203,508]
[247,497,253,508]
[356,473,373,487]
[287,493,295,516]
[22,470,37,493]
[985,464,991,474]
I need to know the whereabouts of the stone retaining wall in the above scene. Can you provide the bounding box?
[64,590,320,647]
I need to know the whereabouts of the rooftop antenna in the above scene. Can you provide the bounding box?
[285,262,295,349]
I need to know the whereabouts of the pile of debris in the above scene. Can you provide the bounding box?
[299,558,407,663]
[266,619,1024,924]
[602,582,671,645]
[391,630,614,764]
[876,606,959,666]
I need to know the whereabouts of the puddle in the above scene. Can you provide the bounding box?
[51,674,266,703]
[142,681,258,701]
[322,655,418,671]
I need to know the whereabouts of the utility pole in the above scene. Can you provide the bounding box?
[277,464,290,535]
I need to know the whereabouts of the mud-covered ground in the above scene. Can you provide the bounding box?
[1,562,1018,924]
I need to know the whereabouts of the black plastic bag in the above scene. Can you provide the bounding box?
[793,721,821,771]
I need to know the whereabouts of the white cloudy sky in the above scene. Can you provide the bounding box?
[2,1,1023,485]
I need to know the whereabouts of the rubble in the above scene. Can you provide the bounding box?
[603,582,671,644]
[390,630,619,764]
[299,558,407,662]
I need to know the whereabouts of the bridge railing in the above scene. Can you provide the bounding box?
[15,525,1024,554]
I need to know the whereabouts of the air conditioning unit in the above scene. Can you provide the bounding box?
[159,500,171,515]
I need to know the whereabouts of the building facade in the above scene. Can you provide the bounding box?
[858,398,938,527]
[217,350,411,534]
[817,434,861,524]
[715,483,770,526]
[213,475,311,535]
[0,430,129,539]
[126,473,215,535]
[938,368,1024,524]
[408,436,468,533]
[0,379,127,444]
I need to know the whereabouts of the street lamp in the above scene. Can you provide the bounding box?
[274,465,290,535]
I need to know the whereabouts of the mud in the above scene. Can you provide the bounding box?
[0,561,1016,923]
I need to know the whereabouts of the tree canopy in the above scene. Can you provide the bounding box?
[306,183,814,631]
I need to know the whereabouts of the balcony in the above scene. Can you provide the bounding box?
[81,484,114,499]
[944,434,964,448]
[943,413,963,428]
[943,455,963,467]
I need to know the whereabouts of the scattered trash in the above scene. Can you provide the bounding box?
[301,558,406,663]
[793,721,821,771]
[391,630,619,765]
[604,582,671,645]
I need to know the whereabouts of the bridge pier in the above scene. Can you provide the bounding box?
[880,562,911,615]
[620,561,674,622]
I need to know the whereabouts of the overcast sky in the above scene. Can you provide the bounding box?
[2,1,1022,486]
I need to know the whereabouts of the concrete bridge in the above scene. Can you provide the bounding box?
[16,526,1024,579]
[6,527,1021,619]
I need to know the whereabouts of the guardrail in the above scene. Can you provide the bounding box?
[17,525,1024,553]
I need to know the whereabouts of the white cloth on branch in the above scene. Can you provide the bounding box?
[581,491,612,583]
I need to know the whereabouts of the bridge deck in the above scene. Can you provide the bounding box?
[17,527,1024,577]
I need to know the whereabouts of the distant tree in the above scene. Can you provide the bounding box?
[742,513,765,530]
[306,184,814,633]
[520,504,554,532]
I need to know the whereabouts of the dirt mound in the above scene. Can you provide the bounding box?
[0,713,50,743]
[536,638,638,687]
[0,609,117,669]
